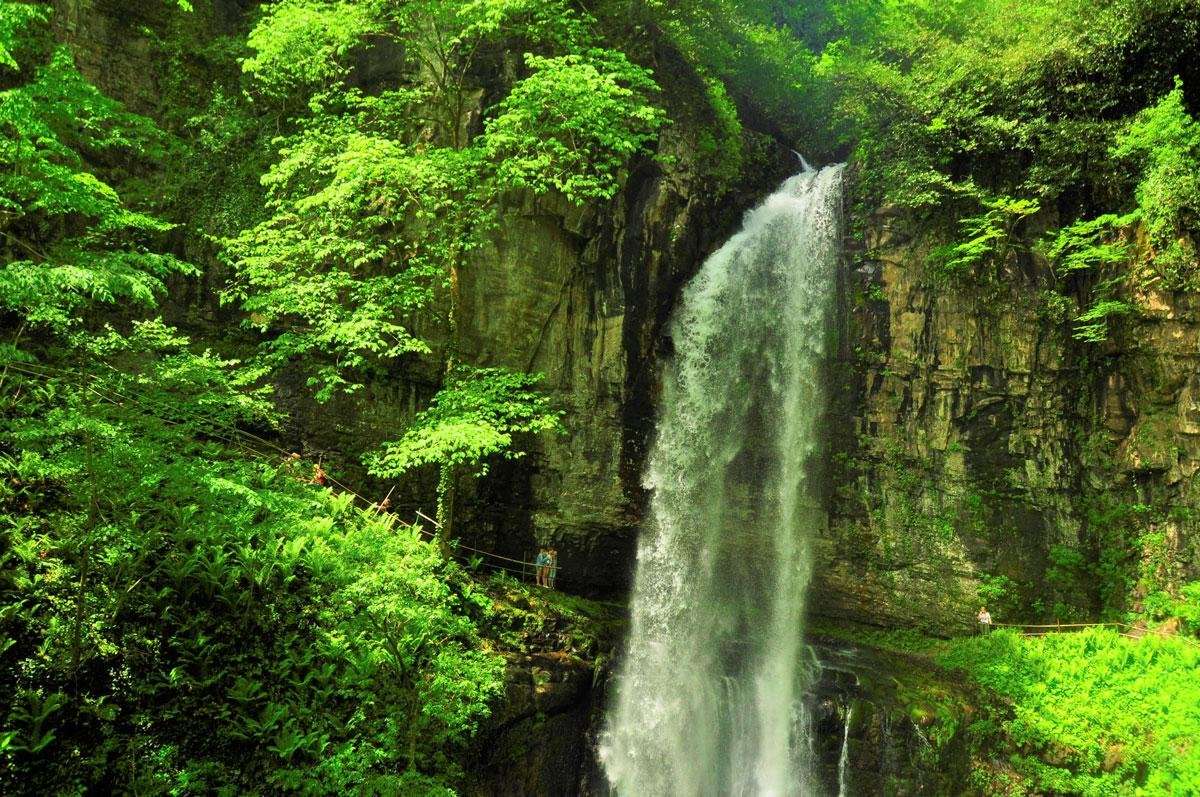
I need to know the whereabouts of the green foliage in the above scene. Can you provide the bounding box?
[1046,545,1086,592]
[1177,581,1200,632]
[1114,77,1200,287]
[0,355,504,790]
[1084,498,1155,618]
[369,367,561,476]
[817,0,1200,329]
[1043,213,1138,278]
[367,367,562,534]
[228,0,666,399]
[640,0,828,150]
[1041,213,1140,342]
[692,76,744,190]
[481,49,667,201]
[222,89,485,399]
[926,197,1040,283]
[977,573,1018,616]
[0,2,45,71]
[0,9,513,790]
[823,0,1196,210]
[242,0,381,100]
[0,12,187,331]
[1073,297,1134,343]
[941,629,1200,795]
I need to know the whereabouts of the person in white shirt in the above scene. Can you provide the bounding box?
[977,606,993,635]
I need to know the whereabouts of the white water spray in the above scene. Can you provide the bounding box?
[792,150,815,173]
[838,703,853,797]
[599,165,844,796]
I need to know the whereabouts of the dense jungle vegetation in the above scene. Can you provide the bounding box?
[1,0,1198,793]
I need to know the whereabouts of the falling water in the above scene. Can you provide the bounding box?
[838,703,853,797]
[599,163,844,796]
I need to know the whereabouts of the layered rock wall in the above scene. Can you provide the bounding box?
[457,143,793,594]
[816,205,1200,633]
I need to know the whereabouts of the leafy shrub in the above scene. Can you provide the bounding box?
[692,76,744,194]
[977,573,1018,617]
[1073,298,1134,343]
[366,367,563,537]
[1042,213,1138,279]
[242,0,381,100]
[926,197,1040,284]
[1114,77,1200,288]
[941,628,1200,795]
[0,28,186,330]
[0,364,504,791]
[1177,581,1200,632]
[482,49,667,202]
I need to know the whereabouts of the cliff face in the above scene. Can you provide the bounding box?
[456,143,794,594]
[51,0,252,112]
[264,137,792,596]
[50,0,795,597]
[816,205,1200,634]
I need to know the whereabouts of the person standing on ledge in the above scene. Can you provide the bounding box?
[535,547,551,587]
[977,606,993,635]
[548,547,558,590]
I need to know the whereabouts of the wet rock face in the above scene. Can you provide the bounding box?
[817,202,1200,634]
[449,48,797,595]
[51,0,253,114]
[465,654,599,797]
[455,149,794,596]
[806,640,975,796]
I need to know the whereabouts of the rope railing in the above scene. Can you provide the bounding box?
[991,620,1200,648]
[403,520,538,579]
[412,510,559,572]
[993,622,1125,629]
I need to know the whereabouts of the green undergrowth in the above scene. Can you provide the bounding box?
[810,619,951,655]
[944,629,1200,796]
[478,573,625,664]
[813,621,1200,795]
[0,435,619,795]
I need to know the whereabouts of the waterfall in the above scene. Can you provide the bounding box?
[599,165,844,796]
[838,703,853,797]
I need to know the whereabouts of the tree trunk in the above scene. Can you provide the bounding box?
[435,463,455,556]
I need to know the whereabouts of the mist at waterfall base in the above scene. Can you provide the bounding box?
[599,164,845,796]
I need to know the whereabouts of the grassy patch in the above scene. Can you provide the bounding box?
[813,621,1200,794]
[941,628,1200,795]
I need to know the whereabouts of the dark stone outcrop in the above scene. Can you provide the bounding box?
[465,653,600,797]
[818,204,1200,634]
[806,638,979,795]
